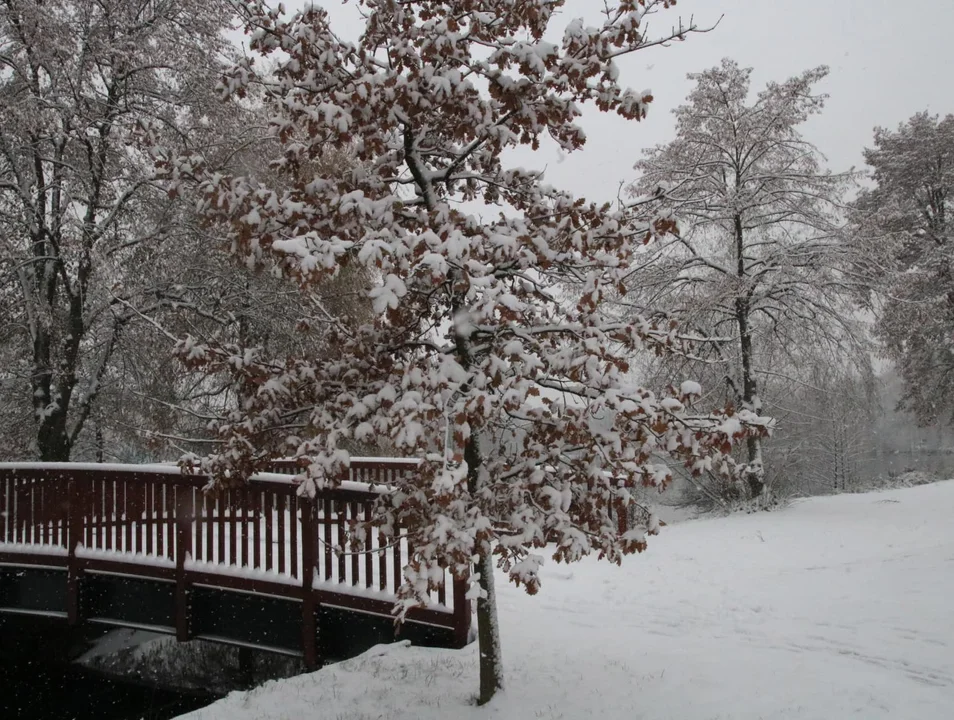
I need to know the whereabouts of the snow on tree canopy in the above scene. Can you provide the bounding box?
[849,112,954,426]
[629,58,855,500]
[161,0,771,704]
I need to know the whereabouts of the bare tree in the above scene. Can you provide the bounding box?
[764,362,878,496]
[0,0,236,460]
[627,58,864,500]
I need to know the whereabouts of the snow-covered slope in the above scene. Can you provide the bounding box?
[179,482,954,719]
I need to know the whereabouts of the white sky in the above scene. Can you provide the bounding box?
[277,0,954,203]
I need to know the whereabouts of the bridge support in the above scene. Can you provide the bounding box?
[300,496,320,670]
[175,488,193,642]
[66,478,82,625]
[452,571,471,648]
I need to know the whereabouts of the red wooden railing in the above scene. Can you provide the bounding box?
[0,460,471,666]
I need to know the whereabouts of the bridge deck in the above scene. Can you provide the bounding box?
[0,461,471,667]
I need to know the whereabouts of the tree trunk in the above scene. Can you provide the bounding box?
[464,435,504,705]
[32,326,72,462]
[737,305,764,498]
[413,121,504,702]
[37,416,71,462]
[95,420,105,463]
[734,213,764,499]
[475,544,504,705]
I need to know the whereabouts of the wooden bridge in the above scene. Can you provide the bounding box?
[0,460,472,668]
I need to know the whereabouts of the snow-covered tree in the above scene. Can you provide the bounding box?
[89,144,376,463]
[849,113,954,425]
[169,2,770,703]
[628,58,862,500]
[0,0,238,460]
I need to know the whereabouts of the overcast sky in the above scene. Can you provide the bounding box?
[278,0,954,203]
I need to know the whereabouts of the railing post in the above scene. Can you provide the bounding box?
[300,495,320,669]
[66,474,82,625]
[452,570,472,648]
[175,484,194,642]
[616,498,628,536]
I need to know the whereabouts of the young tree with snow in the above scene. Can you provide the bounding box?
[849,113,954,426]
[0,0,239,460]
[628,58,863,500]
[171,2,769,703]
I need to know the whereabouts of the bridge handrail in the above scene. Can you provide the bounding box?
[0,459,471,667]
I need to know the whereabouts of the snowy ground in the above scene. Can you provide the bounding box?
[179,482,954,719]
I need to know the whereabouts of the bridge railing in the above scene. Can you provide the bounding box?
[0,460,471,666]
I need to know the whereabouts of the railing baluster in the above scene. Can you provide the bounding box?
[12,478,19,544]
[349,501,359,586]
[83,480,92,550]
[58,479,65,549]
[156,482,164,559]
[89,479,98,550]
[31,480,37,545]
[146,482,155,556]
[289,494,298,580]
[19,479,27,545]
[38,480,46,546]
[364,504,374,589]
[378,527,387,592]
[167,483,176,561]
[33,479,41,545]
[38,478,46,546]
[253,489,261,570]
[103,479,112,552]
[206,493,214,564]
[122,479,132,554]
[228,489,237,566]
[393,523,402,595]
[1,475,7,543]
[217,493,226,566]
[134,482,143,555]
[100,478,108,550]
[50,478,58,547]
[194,489,204,562]
[277,493,286,576]
[23,480,31,545]
[337,500,346,584]
[264,491,274,572]
[24,480,31,545]
[27,480,35,547]
[323,497,332,581]
[114,478,121,552]
[240,487,249,569]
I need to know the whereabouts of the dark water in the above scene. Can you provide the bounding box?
[0,660,216,720]
[0,618,218,720]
